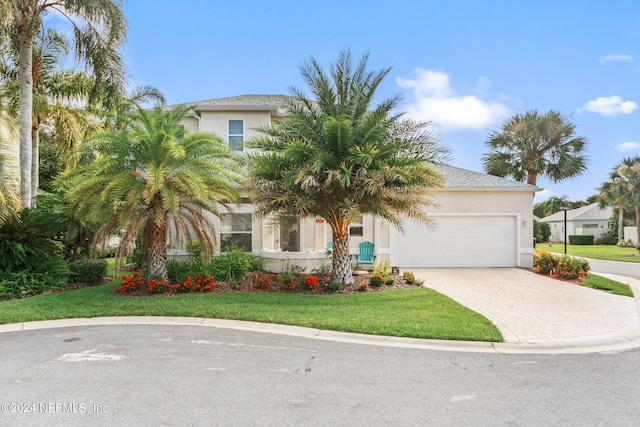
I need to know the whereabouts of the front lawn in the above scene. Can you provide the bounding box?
[536,243,640,263]
[0,281,503,342]
[582,274,634,297]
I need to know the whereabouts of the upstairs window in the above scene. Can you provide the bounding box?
[228,120,243,151]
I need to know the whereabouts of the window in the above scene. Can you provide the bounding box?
[583,224,599,229]
[228,120,243,151]
[279,218,300,252]
[220,213,252,251]
[350,215,363,237]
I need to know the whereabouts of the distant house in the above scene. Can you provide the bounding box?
[165,94,540,269]
[541,203,613,242]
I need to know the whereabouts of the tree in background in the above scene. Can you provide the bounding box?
[601,157,640,250]
[57,104,243,280]
[248,49,450,284]
[1,0,127,208]
[483,110,587,186]
[0,108,20,224]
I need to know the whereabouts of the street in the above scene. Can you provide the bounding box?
[2,324,640,426]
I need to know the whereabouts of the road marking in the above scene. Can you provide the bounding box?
[56,349,125,362]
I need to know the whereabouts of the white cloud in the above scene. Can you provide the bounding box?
[615,141,640,152]
[600,54,633,64]
[396,69,509,130]
[577,96,638,116]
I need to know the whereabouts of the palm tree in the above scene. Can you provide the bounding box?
[247,49,450,284]
[483,110,588,186]
[605,157,640,250]
[597,178,631,243]
[57,104,244,280]
[1,0,127,208]
[0,107,20,224]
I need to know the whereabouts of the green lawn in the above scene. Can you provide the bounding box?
[0,281,503,342]
[536,243,640,263]
[582,274,634,297]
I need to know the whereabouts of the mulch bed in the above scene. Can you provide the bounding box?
[115,271,418,297]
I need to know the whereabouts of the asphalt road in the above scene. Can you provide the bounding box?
[2,325,640,426]
[586,257,640,281]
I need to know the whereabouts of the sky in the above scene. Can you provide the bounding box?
[53,0,640,202]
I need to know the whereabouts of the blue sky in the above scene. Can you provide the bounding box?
[60,1,640,202]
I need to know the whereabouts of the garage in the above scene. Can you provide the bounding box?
[390,215,517,267]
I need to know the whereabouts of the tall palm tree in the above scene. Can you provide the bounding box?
[57,104,244,280]
[247,49,450,284]
[1,0,127,208]
[0,107,20,224]
[483,110,588,186]
[606,156,640,250]
[597,178,630,243]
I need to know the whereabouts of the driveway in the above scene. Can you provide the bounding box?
[412,268,640,345]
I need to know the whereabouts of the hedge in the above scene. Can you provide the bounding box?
[568,235,594,245]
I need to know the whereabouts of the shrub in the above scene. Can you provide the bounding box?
[533,249,557,274]
[554,255,590,280]
[369,273,385,287]
[303,275,319,291]
[533,249,590,280]
[174,276,195,293]
[208,249,252,282]
[69,259,108,284]
[328,282,341,291]
[167,258,204,283]
[252,273,271,291]
[120,271,146,294]
[358,283,368,292]
[148,278,169,294]
[617,238,636,248]
[278,271,296,291]
[195,275,216,292]
[568,235,594,245]
[369,260,392,277]
[312,263,332,276]
[403,271,416,284]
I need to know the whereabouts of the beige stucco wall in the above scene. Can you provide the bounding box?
[198,110,271,149]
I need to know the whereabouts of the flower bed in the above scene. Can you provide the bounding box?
[115,271,417,296]
[533,249,590,281]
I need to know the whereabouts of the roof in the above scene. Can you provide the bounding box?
[541,203,613,222]
[435,164,540,192]
[165,94,291,114]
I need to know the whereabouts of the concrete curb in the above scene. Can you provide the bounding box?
[2,313,640,354]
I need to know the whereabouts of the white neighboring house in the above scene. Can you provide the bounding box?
[541,203,613,243]
[166,95,539,270]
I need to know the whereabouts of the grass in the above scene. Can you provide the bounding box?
[536,243,640,263]
[582,274,634,297]
[0,281,503,342]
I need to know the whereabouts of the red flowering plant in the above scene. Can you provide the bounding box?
[120,271,146,294]
[358,283,369,292]
[369,273,385,287]
[148,278,169,294]
[253,273,271,291]
[278,271,296,291]
[303,275,319,291]
[174,275,195,293]
[195,275,216,292]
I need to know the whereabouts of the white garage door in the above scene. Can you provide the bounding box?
[390,215,517,267]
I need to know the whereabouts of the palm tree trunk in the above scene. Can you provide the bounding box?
[149,219,169,281]
[618,206,624,243]
[526,170,537,186]
[636,206,640,254]
[331,228,354,285]
[31,125,39,207]
[18,29,33,208]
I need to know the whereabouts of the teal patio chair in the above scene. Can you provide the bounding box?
[355,241,376,266]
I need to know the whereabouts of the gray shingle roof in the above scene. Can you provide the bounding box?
[542,203,613,222]
[166,94,291,113]
[435,164,539,192]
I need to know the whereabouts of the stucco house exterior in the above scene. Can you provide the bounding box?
[541,203,613,242]
[166,95,539,270]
